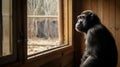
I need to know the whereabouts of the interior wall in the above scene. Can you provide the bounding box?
[73,0,120,67]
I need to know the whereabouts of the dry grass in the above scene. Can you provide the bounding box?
[27,37,60,55]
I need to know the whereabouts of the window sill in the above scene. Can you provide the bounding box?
[28,44,67,56]
[24,45,74,66]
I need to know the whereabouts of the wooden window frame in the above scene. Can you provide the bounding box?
[24,0,72,57]
[26,0,68,57]
[24,0,73,58]
[0,0,17,65]
[24,0,73,63]
[2,0,73,66]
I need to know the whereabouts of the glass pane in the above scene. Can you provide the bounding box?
[27,0,60,55]
[0,0,12,57]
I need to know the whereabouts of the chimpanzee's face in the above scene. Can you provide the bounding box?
[75,10,94,33]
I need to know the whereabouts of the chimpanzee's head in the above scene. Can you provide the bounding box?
[75,10,100,33]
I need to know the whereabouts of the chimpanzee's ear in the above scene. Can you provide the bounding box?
[90,13,94,20]
[91,13,94,17]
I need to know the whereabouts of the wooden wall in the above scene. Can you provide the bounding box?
[73,0,120,67]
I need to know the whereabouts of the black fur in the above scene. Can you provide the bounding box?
[75,10,118,67]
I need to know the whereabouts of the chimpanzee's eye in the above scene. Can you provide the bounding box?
[77,14,86,19]
[80,16,85,19]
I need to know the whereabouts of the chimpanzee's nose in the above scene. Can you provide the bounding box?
[75,22,80,28]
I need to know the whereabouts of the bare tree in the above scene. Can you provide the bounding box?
[27,0,58,39]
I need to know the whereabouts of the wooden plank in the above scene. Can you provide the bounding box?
[61,52,74,67]
[81,0,91,10]
[97,0,103,21]
[63,0,69,44]
[109,0,116,38]
[64,63,74,67]
[40,58,61,67]
[58,0,64,44]
[102,0,110,27]
[116,0,120,67]
[68,0,73,45]
[91,0,98,14]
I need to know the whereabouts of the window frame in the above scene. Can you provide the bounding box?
[0,0,17,65]
[25,0,73,57]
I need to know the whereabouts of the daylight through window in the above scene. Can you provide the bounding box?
[0,0,12,57]
[27,0,62,55]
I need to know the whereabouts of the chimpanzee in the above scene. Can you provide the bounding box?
[75,10,118,67]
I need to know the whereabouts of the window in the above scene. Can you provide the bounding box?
[0,0,16,65]
[0,0,12,57]
[27,0,66,56]
[0,0,73,66]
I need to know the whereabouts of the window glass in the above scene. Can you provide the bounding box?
[0,0,12,57]
[27,0,61,55]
